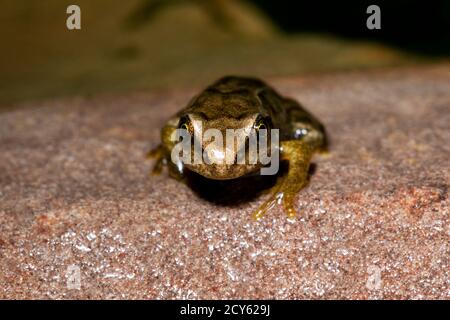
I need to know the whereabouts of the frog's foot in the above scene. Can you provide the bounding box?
[252,188,283,220]
[252,180,300,220]
[147,145,165,175]
[252,140,313,220]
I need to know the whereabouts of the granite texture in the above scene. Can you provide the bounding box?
[0,65,449,299]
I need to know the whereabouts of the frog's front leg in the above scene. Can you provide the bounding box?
[253,140,313,220]
[147,144,166,175]
[147,122,184,180]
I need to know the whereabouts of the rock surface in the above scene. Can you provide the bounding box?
[0,65,449,299]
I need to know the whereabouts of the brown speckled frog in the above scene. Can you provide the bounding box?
[149,76,327,220]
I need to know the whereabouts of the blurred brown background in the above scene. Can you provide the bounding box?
[0,0,449,108]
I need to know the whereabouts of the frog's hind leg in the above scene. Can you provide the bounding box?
[252,140,313,220]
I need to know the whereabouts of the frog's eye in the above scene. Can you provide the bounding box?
[255,121,266,130]
[254,118,269,131]
[178,116,193,134]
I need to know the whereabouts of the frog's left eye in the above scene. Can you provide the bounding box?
[254,117,270,131]
[255,121,266,130]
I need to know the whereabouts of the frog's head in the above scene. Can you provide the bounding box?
[175,92,273,180]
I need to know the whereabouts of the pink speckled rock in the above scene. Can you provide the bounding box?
[0,65,449,299]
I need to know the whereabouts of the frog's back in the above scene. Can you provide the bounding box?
[184,76,277,121]
[185,76,327,149]
[209,76,269,93]
[210,76,327,150]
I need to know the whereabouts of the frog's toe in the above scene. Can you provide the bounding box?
[252,192,282,220]
[252,203,271,221]
[282,194,299,219]
[252,188,301,220]
[149,158,163,176]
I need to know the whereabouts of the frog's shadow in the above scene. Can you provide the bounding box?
[184,162,317,206]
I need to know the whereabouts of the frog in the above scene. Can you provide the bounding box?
[149,76,327,220]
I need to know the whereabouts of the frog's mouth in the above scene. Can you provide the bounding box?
[184,163,262,180]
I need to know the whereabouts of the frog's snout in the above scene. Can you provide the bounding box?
[185,162,258,180]
[203,147,226,164]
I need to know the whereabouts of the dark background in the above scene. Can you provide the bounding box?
[254,0,450,56]
[0,0,448,108]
